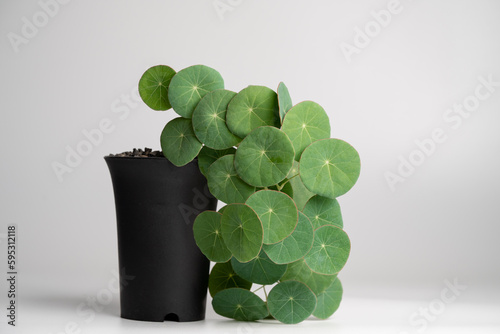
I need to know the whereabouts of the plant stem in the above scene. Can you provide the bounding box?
[277,173,299,191]
[253,285,265,293]
[263,285,268,300]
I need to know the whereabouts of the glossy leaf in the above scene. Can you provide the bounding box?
[277,82,293,122]
[299,139,361,198]
[212,288,268,321]
[304,225,351,275]
[208,262,252,297]
[263,212,314,264]
[192,89,241,149]
[193,211,232,263]
[234,126,295,187]
[198,146,236,177]
[246,190,298,244]
[138,65,176,111]
[160,117,202,166]
[303,195,343,229]
[280,259,337,295]
[288,161,314,210]
[231,249,287,285]
[206,154,256,204]
[267,281,317,324]
[226,85,280,138]
[281,101,331,160]
[220,204,263,263]
[218,205,228,214]
[168,65,224,118]
[313,278,343,319]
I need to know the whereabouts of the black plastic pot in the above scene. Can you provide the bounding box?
[105,156,217,322]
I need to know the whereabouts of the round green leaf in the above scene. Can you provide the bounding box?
[226,85,280,138]
[288,161,314,210]
[160,117,202,167]
[138,65,176,111]
[263,212,314,264]
[304,225,351,275]
[234,126,295,187]
[209,262,252,297]
[206,155,256,204]
[168,65,224,118]
[231,249,287,285]
[246,190,298,244]
[192,89,241,149]
[277,82,293,122]
[213,288,269,321]
[281,259,337,295]
[198,146,236,177]
[220,204,263,263]
[281,101,331,161]
[218,205,228,214]
[267,281,317,324]
[313,278,343,319]
[299,139,361,198]
[193,211,232,263]
[303,195,343,229]
[282,261,337,295]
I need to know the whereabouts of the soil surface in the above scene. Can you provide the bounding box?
[107,148,164,158]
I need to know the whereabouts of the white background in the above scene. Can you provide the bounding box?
[1,0,499,333]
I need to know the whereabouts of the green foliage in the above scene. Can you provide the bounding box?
[313,278,343,319]
[277,82,293,123]
[263,212,314,264]
[138,65,176,111]
[220,204,263,263]
[208,262,252,297]
[168,65,224,118]
[193,211,231,263]
[212,288,269,321]
[281,259,337,295]
[197,146,236,177]
[139,64,361,324]
[287,161,314,210]
[269,179,294,198]
[299,138,361,198]
[267,281,317,324]
[226,85,280,138]
[246,190,298,244]
[234,126,295,187]
[231,250,287,285]
[160,117,202,167]
[304,225,351,275]
[303,195,343,229]
[192,89,241,149]
[206,154,256,204]
[281,101,331,161]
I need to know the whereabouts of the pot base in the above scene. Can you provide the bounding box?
[121,310,205,323]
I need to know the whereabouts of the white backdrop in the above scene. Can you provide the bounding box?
[1,0,499,333]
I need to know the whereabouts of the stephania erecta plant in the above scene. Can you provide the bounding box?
[138,64,360,324]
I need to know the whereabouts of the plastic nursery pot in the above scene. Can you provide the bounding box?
[105,156,217,322]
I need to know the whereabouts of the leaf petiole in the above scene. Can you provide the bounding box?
[277,173,299,191]
[253,285,265,293]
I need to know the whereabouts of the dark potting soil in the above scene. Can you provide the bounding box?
[107,148,164,158]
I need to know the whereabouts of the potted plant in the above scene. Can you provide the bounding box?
[106,63,360,324]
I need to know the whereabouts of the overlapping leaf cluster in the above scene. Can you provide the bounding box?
[138,64,361,324]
